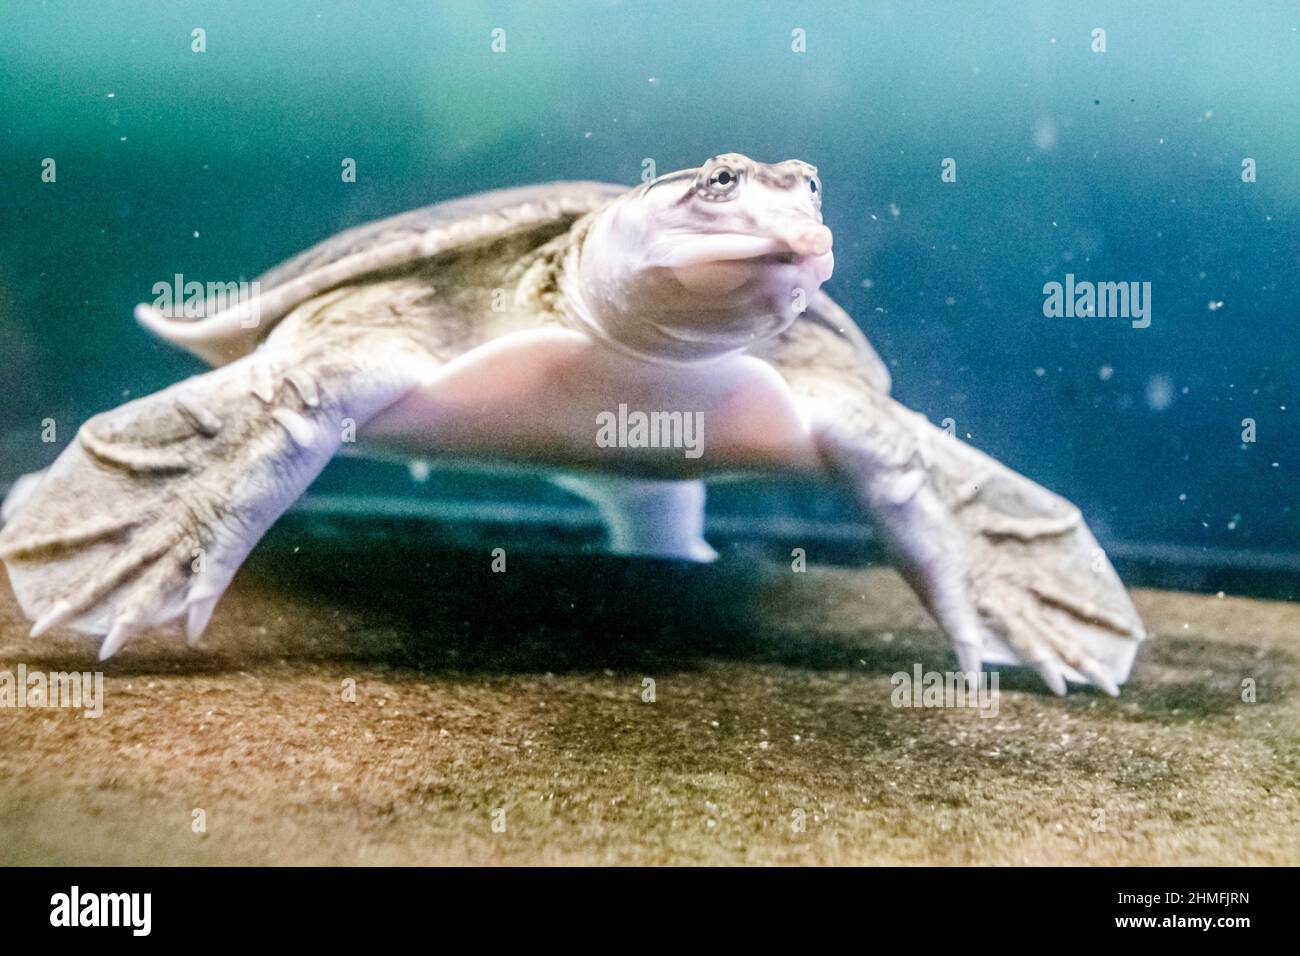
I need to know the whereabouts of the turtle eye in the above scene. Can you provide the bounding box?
[699,163,742,199]
[809,175,822,205]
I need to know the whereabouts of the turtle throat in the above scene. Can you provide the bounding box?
[558,213,756,367]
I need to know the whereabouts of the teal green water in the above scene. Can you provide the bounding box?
[1,1,1297,565]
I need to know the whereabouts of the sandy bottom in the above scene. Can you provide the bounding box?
[1,539,1296,866]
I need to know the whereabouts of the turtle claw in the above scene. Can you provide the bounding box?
[954,642,983,682]
[1030,658,1069,697]
[29,601,72,639]
[186,593,220,647]
[99,621,134,661]
[1072,658,1122,698]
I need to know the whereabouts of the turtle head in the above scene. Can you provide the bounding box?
[574,153,834,363]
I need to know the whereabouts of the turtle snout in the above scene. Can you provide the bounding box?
[777,223,833,258]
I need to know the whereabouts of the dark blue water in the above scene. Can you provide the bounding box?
[1,1,1296,577]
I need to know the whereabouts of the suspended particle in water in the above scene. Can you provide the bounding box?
[1034,118,1057,151]
[1146,374,1174,411]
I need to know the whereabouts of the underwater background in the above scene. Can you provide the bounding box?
[1,1,1296,594]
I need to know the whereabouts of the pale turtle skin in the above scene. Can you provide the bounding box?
[0,153,1145,694]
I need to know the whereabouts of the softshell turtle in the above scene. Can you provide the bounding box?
[0,153,1145,694]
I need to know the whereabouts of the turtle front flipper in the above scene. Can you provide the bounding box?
[0,339,436,659]
[788,375,1145,697]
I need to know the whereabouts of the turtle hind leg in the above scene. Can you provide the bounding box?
[553,475,718,563]
[0,343,431,658]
